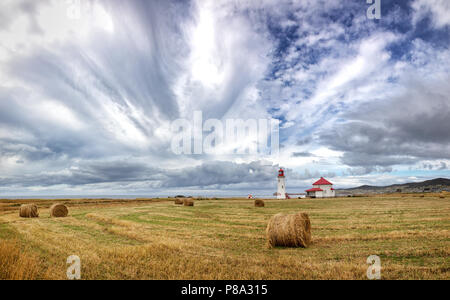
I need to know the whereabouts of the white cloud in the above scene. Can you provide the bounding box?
[286,32,397,123]
[412,0,450,28]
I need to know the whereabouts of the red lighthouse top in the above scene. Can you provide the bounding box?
[278,168,285,177]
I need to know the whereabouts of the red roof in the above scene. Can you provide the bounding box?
[313,177,333,186]
[306,188,323,192]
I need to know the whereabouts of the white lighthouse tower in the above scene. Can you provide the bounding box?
[277,168,286,199]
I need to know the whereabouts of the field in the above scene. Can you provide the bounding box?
[0,195,449,280]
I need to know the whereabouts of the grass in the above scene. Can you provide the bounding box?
[0,195,449,280]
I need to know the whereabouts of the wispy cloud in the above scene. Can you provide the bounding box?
[0,0,449,195]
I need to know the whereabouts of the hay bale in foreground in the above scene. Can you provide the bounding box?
[254,199,265,207]
[183,199,194,206]
[439,194,445,199]
[50,204,69,218]
[266,212,311,248]
[174,199,184,205]
[19,204,39,218]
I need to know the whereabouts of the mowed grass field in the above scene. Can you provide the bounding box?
[0,195,449,280]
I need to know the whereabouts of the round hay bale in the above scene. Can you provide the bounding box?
[266,212,311,248]
[50,203,69,218]
[183,199,194,206]
[254,199,265,207]
[439,194,445,199]
[19,204,39,218]
[174,199,184,205]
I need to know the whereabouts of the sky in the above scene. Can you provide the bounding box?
[0,0,449,197]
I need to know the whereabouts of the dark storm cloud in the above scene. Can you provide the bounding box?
[421,162,448,171]
[340,151,416,167]
[321,77,450,168]
[293,169,336,181]
[0,160,162,188]
[0,160,282,188]
[295,137,312,146]
[0,158,336,190]
[344,166,393,176]
[162,161,279,188]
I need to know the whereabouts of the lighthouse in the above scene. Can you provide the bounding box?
[277,168,286,199]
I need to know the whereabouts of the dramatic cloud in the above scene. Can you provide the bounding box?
[412,0,450,28]
[0,0,449,195]
[320,58,450,168]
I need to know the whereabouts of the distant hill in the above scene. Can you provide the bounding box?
[337,178,450,195]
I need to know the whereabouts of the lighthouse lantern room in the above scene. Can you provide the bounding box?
[277,168,286,199]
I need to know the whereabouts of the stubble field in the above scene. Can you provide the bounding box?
[0,195,448,280]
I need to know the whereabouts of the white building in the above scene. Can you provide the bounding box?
[276,168,286,199]
[306,177,335,198]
